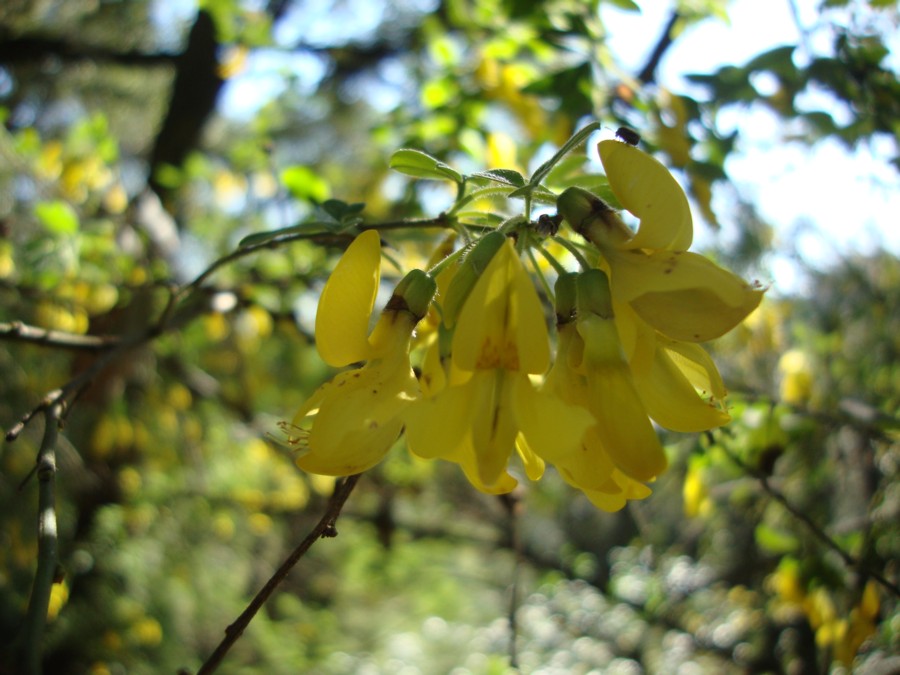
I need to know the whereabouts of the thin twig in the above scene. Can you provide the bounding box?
[500,492,523,670]
[5,338,135,443]
[196,474,362,675]
[724,448,900,598]
[0,321,121,351]
[637,11,680,85]
[16,402,64,675]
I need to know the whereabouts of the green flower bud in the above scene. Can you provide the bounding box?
[441,230,507,329]
[554,272,578,325]
[386,269,437,321]
[557,186,631,249]
[576,269,614,320]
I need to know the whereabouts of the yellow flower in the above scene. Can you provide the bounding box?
[289,231,435,475]
[403,235,591,492]
[535,271,664,510]
[558,140,764,344]
[615,300,731,432]
[540,317,653,511]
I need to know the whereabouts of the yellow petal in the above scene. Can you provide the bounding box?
[295,318,416,475]
[578,316,668,482]
[315,230,381,367]
[403,381,472,461]
[633,342,730,432]
[295,363,416,476]
[548,427,618,492]
[512,373,594,473]
[608,248,764,342]
[663,339,727,401]
[598,139,692,251]
[468,371,519,486]
[450,436,519,494]
[514,434,546,481]
[452,241,550,374]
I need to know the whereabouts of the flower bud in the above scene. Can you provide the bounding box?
[556,187,631,249]
[441,230,507,329]
[576,269,614,320]
[386,269,437,321]
[554,272,578,325]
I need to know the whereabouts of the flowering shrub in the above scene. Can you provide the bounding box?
[286,125,764,510]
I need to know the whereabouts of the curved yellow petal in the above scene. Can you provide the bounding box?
[405,372,521,493]
[403,381,472,460]
[513,373,594,473]
[450,436,519,494]
[577,315,668,482]
[315,230,381,367]
[598,139,692,252]
[295,362,417,475]
[633,342,730,432]
[514,434,546,481]
[572,468,653,512]
[452,241,550,374]
[608,249,764,342]
[295,314,416,475]
[548,427,618,493]
[468,371,519,487]
[663,339,727,401]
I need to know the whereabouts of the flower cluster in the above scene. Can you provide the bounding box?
[286,135,764,511]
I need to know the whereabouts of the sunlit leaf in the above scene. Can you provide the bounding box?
[280,165,331,202]
[469,169,526,187]
[34,200,79,235]
[389,149,463,183]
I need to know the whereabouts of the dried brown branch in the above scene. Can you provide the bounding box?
[637,11,681,85]
[196,474,362,674]
[724,446,900,598]
[15,402,64,675]
[0,321,121,351]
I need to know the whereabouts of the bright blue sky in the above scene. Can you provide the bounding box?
[601,0,900,292]
[156,0,899,292]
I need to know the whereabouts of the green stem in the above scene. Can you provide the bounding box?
[552,235,592,271]
[526,246,556,305]
[17,402,63,675]
[529,121,601,187]
[427,243,469,278]
[532,242,568,276]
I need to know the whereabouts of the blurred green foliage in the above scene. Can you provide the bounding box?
[1,0,898,673]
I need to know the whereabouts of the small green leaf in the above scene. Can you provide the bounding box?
[280,165,331,202]
[389,149,463,183]
[470,169,526,187]
[755,523,799,554]
[320,199,365,223]
[606,0,641,11]
[238,222,333,248]
[34,201,79,235]
[529,121,601,188]
[507,184,559,204]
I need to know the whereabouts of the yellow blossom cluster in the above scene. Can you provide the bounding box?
[286,135,764,510]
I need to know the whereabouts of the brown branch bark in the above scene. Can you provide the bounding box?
[0,321,121,351]
[637,11,681,85]
[196,475,361,674]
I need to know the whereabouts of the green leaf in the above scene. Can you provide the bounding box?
[238,222,337,248]
[389,149,463,183]
[529,121,601,188]
[280,165,331,202]
[606,0,641,10]
[507,184,559,204]
[469,169,526,187]
[34,200,79,235]
[754,523,799,554]
[320,199,365,223]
